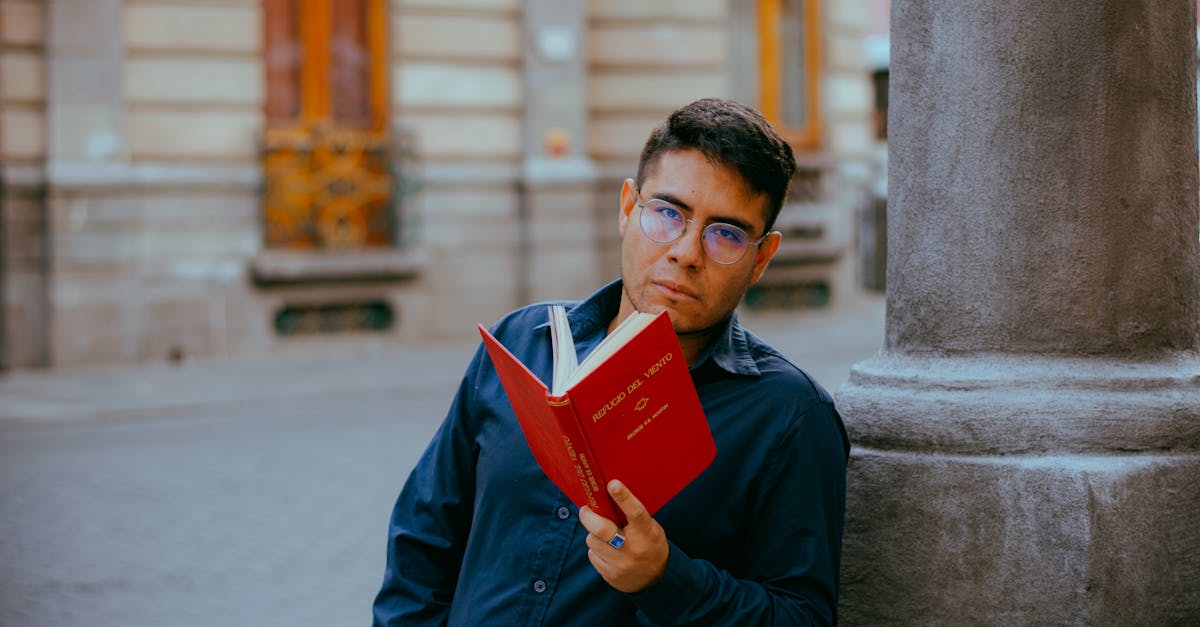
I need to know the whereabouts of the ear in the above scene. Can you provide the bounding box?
[748,231,782,285]
[618,178,638,238]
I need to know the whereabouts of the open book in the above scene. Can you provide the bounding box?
[479,306,716,526]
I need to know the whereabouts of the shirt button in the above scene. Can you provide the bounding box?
[533,580,547,593]
[556,506,571,520]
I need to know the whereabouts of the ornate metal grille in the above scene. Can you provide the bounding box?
[262,127,396,250]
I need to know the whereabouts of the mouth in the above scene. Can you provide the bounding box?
[651,280,699,301]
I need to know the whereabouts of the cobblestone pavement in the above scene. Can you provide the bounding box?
[0,346,475,627]
[0,295,884,627]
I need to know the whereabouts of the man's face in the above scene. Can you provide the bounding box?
[616,149,780,335]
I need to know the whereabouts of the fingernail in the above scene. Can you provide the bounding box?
[608,480,623,493]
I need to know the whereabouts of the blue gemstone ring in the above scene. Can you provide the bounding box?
[608,531,626,549]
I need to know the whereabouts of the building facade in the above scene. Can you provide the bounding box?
[0,0,875,369]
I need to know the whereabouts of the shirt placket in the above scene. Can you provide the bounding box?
[526,500,583,624]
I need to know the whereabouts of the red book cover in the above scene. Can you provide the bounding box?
[479,310,716,527]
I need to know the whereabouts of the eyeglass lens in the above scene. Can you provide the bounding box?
[639,199,753,264]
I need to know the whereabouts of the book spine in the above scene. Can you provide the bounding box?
[548,396,621,525]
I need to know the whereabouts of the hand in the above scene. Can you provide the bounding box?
[578,479,669,593]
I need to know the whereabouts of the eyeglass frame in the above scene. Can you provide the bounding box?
[632,186,773,265]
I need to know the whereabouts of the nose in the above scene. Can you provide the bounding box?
[666,219,705,268]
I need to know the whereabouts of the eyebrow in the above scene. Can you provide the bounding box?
[650,191,758,235]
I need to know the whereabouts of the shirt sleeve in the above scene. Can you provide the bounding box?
[627,400,848,626]
[371,345,486,627]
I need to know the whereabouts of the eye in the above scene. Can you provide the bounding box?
[650,201,683,222]
[709,224,748,243]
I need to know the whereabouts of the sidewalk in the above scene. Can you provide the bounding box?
[0,342,477,427]
[0,293,886,428]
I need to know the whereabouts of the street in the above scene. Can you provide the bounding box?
[0,295,883,627]
[0,364,458,626]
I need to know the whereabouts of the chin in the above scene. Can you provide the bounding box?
[633,301,671,318]
[646,303,704,331]
[626,280,703,321]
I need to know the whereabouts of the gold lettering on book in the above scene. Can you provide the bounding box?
[591,353,673,423]
[563,436,597,508]
[591,390,626,422]
[578,452,600,493]
[643,352,672,379]
[626,402,670,440]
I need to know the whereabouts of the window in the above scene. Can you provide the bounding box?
[264,0,389,132]
[758,0,822,151]
[260,0,394,250]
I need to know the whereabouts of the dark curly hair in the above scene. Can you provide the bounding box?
[636,98,796,233]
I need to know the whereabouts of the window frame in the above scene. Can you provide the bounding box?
[757,0,823,151]
[263,0,391,135]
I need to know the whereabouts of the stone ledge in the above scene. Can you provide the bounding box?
[420,159,521,186]
[521,156,598,186]
[250,249,427,286]
[848,352,1200,391]
[45,161,259,190]
[0,164,46,187]
[837,352,1200,455]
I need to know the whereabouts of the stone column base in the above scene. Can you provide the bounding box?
[837,353,1200,623]
[840,448,1200,624]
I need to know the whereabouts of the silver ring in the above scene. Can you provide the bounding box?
[608,530,626,549]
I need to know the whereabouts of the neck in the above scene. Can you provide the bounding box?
[674,325,720,366]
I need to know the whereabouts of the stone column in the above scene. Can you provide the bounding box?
[837,0,1200,623]
[519,0,601,304]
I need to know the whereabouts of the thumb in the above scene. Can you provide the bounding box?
[608,480,650,526]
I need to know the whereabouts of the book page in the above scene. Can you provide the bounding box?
[568,311,656,389]
[549,305,578,396]
[550,306,661,394]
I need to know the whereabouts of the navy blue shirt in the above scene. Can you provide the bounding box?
[373,280,849,626]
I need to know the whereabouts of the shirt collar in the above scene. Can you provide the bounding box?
[534,279,761,377]
[693,309,762,377]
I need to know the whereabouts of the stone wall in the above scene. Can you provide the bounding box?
[586,0,729,169]
[42,0,267,364]
[585,0,730,281]
[392,0,524,337]
[816,1,875,305]
[1,0,875,369]
[2,0,48,369]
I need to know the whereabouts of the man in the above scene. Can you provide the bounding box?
[373,98,850,625]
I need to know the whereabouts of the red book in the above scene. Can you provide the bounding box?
[479,307,716,527]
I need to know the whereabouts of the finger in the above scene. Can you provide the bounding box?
[577,505,617,538]
[588,544,622,577]
[587,548,612,573]
[585,525,629,557]
[607,480,650,527]
[585,533,614,555]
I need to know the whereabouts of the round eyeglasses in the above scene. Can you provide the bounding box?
[635,192,768,265]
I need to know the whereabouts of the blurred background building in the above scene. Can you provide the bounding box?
[0,0,885,370]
